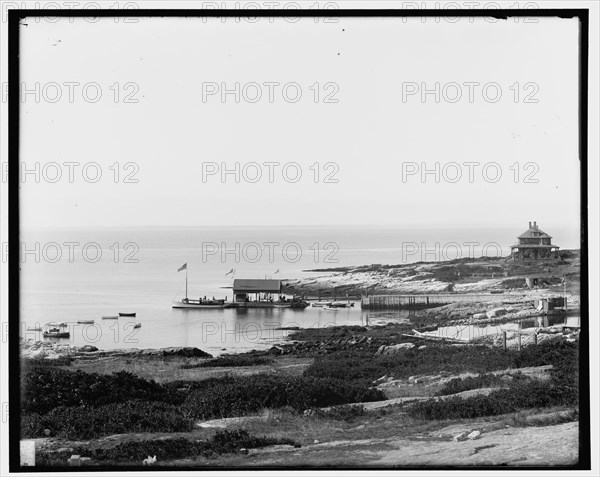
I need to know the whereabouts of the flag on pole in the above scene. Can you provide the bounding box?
[178,263,187,272]
[226,268,235,276]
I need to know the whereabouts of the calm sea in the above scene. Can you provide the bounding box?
[18,225,579,355]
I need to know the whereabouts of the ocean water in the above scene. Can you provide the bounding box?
[18,225,580,355]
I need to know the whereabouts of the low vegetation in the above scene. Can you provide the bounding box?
[181,375,384,421]
[37,430,299,466]
[303,340,578,384]
[22,338,579,447]
[21,366,384,440]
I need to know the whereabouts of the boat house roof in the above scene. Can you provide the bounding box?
[233,279,282,293]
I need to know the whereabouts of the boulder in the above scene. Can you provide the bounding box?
[380,343,416,355]
[486,308,507,319]
[453,432,468,442]
[468,430,482,440]
[175,347,212,358]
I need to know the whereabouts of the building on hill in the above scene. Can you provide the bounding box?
[510,221,559,260]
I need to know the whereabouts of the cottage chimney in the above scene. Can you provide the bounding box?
[534,221,537,229]
[529,221,532,228]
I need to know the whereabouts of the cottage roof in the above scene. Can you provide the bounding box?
[517,224,552,239]
[233,279,282,293]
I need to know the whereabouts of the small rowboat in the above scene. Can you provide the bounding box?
[119,312,136,317]
[133,323,141,329]
[102,315,119,320]
[77,320,95,324]
[27,327,42,332]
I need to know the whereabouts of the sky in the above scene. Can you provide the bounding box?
[17,15,581,232]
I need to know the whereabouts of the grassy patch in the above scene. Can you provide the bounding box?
[180,355,273,369]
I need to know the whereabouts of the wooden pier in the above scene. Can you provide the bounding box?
[361,293,523,310]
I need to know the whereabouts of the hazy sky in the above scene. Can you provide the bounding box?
[18,15,581,231]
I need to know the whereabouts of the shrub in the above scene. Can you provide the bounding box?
[22,400,194,440]
[435,373,506,396]
[182,374,384,420]
[312,404,366,421]
[22,367,182,414]
[409,377,578,421]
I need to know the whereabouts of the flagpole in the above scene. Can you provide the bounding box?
[186,266,188,300]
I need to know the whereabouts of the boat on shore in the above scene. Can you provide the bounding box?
[119,312,136,317]
[43,322,70,338]
[133,323,141,329]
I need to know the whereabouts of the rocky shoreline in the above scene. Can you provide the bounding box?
[283,250,580,297]
[20,340,213,361]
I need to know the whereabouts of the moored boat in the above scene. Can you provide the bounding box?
[172,298,233,309]
[77,320,95,324]
[101,315,119,320]
[133,323,141,329]
[43,322,70,338]
[329,301,355,308]
[311,301,333,308]
[118,312,136,317]
[173,263,232,309]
